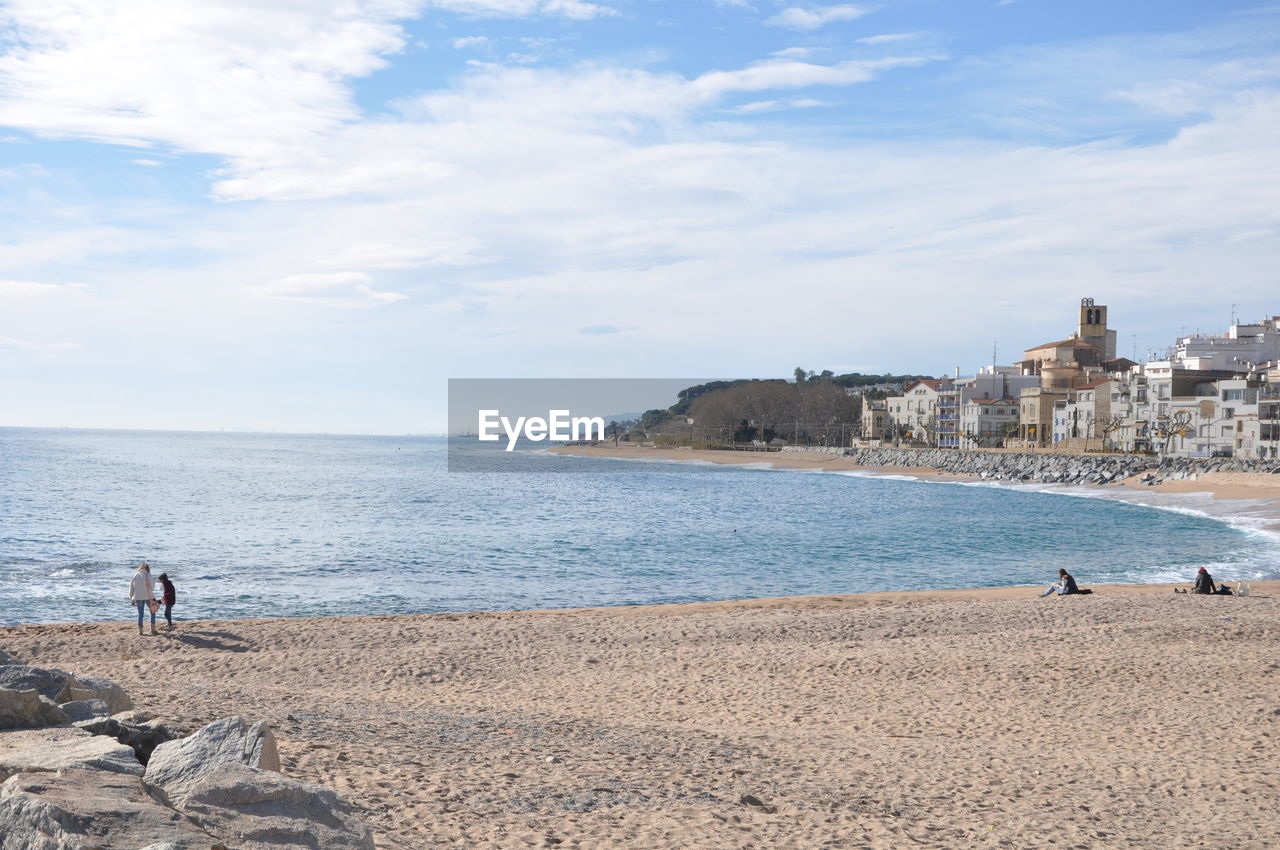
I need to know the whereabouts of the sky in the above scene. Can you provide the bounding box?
[1,0,1278,433]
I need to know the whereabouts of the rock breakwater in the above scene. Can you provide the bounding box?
[780,447,1280,486]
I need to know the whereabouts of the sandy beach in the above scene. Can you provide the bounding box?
[4,582,1280,849]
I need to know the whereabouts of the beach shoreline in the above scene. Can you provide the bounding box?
[4,583,1278,849]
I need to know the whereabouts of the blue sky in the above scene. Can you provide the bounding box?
[2,0,1279,432]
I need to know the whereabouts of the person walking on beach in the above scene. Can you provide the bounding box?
[1041,568,1080,597]
[157,572,177,632]
[130,562,157,636]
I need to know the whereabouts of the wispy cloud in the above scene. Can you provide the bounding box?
[426,0,618,18]
[451,36,491,49]
[0,0,411,158]
[858,33,917,45]
[725,97,829,113]
[0,279,85,298]
[0,334,81,352]
[243,272,408,308]
[765,5,869,31]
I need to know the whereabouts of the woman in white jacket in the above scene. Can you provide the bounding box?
[129,563,157,636]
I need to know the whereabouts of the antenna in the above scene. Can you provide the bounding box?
[1131,334,1137,361]
[992,340,998,368]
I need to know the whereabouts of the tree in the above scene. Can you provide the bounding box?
[794,367,807,383]
[1096,414,1126,452]
[1156,410,1193,455]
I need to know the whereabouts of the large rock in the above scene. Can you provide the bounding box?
[60,698,111,723]
[65,673,133,714]
[0,688,70,730]
[0,649,18,666]
[181,762,374,850]
[145,717,280,806]
[77,716,185,765]
[0,726,142,781]
[0,768,225,850]
[0,666,77,704]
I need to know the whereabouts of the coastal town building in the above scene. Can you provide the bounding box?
[1017,386,1071,448]
[959,397,1020,448]
[870,298,1280,459]
[937,367,1037,449]
[860,399,889,440]
[1051,377,1122,451]
[885,379,941,444]
[1260,380,1280,459]
[1171,317,1280,372]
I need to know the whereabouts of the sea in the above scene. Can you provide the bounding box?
[2,427,1278,626]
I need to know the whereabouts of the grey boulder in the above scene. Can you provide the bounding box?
[60,698,111,723]
[145,716,280,806]
[181,762,374,850]
[0,666,76,704]
[0,727,142,781]
[76,716,184,765]
[0,687,70,730]
[0,768,225,850]
[65,674,133,714]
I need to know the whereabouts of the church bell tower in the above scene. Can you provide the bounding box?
[1078,298,1116,359]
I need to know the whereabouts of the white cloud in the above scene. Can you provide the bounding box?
[451,36,491,49]
[765,5,869,32]
[131,158,163,166]
[0,334,81,352]
[692,56,926,97]
[425,0,617,18]
[243,272,408,308]
[725,97,829,113]
[0,279,85,297]
[0,0,414,158]
[858,33,917,45]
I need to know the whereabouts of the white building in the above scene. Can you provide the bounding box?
[1172,316,1280,373]
[1052,377,1124,450]
[885,379,941,444]
[959,397,1020,448]
[949,366,1039,449]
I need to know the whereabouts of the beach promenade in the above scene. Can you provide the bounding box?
[4,581,1279,848]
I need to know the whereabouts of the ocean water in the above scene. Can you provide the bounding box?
[1,428,1277,626]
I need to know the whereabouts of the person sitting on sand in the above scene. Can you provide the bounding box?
[157,572,177,631]
[130,562,157,636]
[1194,567,1216,595]
[1041,568,1080,597]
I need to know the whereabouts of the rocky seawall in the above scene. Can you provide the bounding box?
[780,447,1280,486]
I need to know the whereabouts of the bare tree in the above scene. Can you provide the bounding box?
[1157,410,1193,455]
[1096,413,1126,452]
